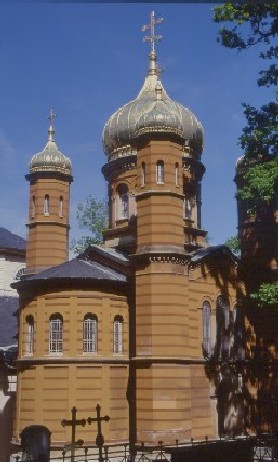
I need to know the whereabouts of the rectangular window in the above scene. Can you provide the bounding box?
[156,161,164,183]
[49,318,63,354]
[83,318,97,353]
[114,320,123,354]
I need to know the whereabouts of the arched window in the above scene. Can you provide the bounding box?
[49,314,63,354]
[83,314,98,353]
[44,194,50,215]
[25,315,34,355]
[183,196,191,219]
[117,184,128,220]
[59,196,63,217]
[141,162,145,186]
[216,296,231,360]
[175,163,179,186]
[113,316,123,354]
[31,196,36,219]
[202,302,211,358]
[156,161,164,183]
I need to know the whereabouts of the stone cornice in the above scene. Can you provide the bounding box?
[17,356,129,366]
[26,221,70,229]
[136,189,184,200]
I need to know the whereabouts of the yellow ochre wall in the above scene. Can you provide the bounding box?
[16,287,129,446]
[26,176,71,273]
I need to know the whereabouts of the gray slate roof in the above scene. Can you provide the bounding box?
[23,258,126,283]
[191,245,239,263]
[0,227,25,251]
[0,296,18,348]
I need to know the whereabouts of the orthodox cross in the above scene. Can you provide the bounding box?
[61,406,86,462]
[142,10,163,53]
[87,404,110,462]
[48,108,57,124]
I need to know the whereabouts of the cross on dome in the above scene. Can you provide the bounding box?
[142,11,163,75]
[48,108,57,142]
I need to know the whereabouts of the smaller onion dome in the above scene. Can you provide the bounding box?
[30,115,72,175]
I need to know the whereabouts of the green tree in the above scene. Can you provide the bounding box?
[71,196,106,255]
[213,4,278,306]
[213,3,278,175]
[224,235,240,255]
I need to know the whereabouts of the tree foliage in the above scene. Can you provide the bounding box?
[251,282,278,307]
[71,196,106,255]
[224,235,240,254]
[214,3,278,87]
[237,156,278,205]
[213,3,278,206]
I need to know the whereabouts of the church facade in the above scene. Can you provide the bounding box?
[10,12,277,461]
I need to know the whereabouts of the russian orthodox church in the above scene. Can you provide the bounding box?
[9,11,277,462]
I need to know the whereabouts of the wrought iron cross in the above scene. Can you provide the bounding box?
[61,406,86,462]
[142,10,163,53]
[87,404,110,462]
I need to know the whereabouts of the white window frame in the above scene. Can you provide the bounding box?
[59,196,63,217]
[25,316,34,356]
[117,185,129,220]
[49,316,63,354]
[83,315,98,353]
[175,163,179,186]
[183,196,191,219]
[44,194,50,215]
[156,161,164,184]
[202,302,211,357]
[113,318,123,354]
[141,162,145,187]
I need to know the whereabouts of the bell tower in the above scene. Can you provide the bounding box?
[25,111,73,274]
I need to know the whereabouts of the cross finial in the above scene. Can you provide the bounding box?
[142,11,163,54]
[48,108,57,125]
[48,108,56,142]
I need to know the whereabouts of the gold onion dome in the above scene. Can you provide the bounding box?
[30,114,72,175]
[102,47,204,160]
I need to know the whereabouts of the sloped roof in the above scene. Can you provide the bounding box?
[0,296,18,348]
[22,258,126,283]
[0,227,25,251]
[191,245,239,264]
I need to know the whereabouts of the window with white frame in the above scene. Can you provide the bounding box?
[31,196,36,219]
[202,302,211,358]
[49,314,63,354]
[113,316,123,354]
[156,161,164,183]
[59,196,63,217]
[83,314,98,353]
[183,196,191,219]
[44,194,50,215]
[25,315,34,355]
[117,184,129,220]
[175,162,179,186]
[141,162,145,186]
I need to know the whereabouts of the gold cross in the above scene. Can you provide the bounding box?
[142,11,163,54]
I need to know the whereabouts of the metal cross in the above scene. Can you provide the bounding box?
[87,404,110,462]
[142,10,163,53]
[61,406,86,462]
[48,108,57,124]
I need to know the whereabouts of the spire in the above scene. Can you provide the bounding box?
[48,108,57,142]
[142,11,163,76]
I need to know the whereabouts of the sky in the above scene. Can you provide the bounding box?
[0,3,274,248]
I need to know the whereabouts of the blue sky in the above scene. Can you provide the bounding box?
[0,3,273,247]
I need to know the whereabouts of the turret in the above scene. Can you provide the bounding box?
[25,111,73,274]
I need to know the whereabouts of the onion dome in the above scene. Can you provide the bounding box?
[30,115,72,175]
[102,50,204,160]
